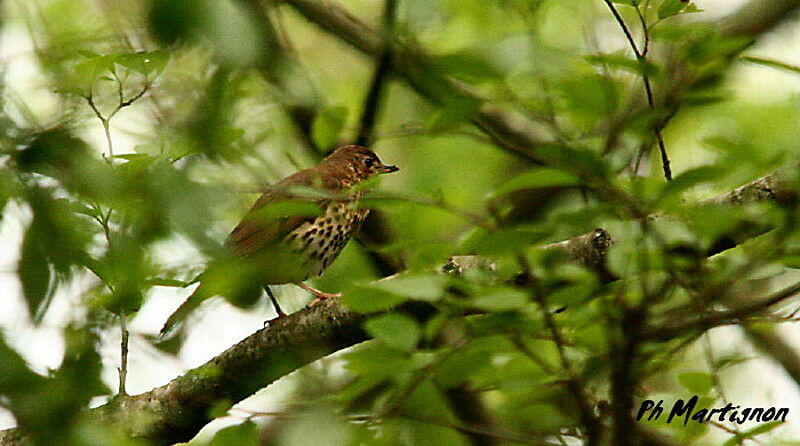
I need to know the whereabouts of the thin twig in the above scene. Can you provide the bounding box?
[602,0,672,181]
[83,72,150,397]
[85,95,115,159]
[118,312,129,395]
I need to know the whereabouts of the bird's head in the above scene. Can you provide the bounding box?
[323,145,399,183]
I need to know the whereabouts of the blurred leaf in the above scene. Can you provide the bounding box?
[208,421,259,446]
[373,273,447,301]
[250,200,323,220]
[18,225,51,321]
[204,0,263,66]
[555,74,618,131]
[99,233,149,314]
[658,0,686,19]
[0,335,43,395]
[490,168,579,198]
[0,327,107,443]
[364,313,421,351]
[434,337,497,389]
[15,128,92,176]
[147,0,206,46]
[472,287,528,311]
[584,52,659,77]
[607,230,665,278]
[465,228,548,255]
[342,284,407,313]
[677,371,714,395]
[546,282,597,307]
[714,354,751,371]
[312,106,348,150]
[741,55,800,76]
[144,277,192,287]
[537,144,609,180]
[433,50,501,82]
[111,153,151,161]
[57,326,109,400]
[116,50,169,75]
[344,343,415,378]
[722,421,784,446]
[657,165,727,207]
[426,96,482,131]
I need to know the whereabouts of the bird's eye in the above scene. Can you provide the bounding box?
[363,157,375,168]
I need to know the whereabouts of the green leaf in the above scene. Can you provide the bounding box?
[372,273,447,301]
[433,50,501,82]
[434,338,496,388]
[111,153,151,161]
[342,285,407,313]
[144,277,192,287]
[249,200,323,220]
[343,343,415,378]
[467,228,548,255]
[18,225,51,320]
[546,282,597,307]
[678,371,714,395]
[208,421,259,446]
[606,230,664,278]
[490,168,579,197]
[584,53,659,77]
[148,0,206,46]
[116,50,169,75]
[472,288,528,311]
[364,313,421,351]
[658,0,687,19]
[657,165,726,206]
[741,55,800,75]
[312,106,348,150]
[536,144,608,179]
[714,354,750,371]
[722,421,784,446]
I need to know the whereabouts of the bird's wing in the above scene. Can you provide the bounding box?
[159,167,343,337]
[227,168,339,257]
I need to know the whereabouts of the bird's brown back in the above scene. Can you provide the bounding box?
[227,166,345,258]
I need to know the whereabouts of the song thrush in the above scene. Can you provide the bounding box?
[160,145,398,335]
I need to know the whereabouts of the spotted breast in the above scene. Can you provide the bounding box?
[285,199,369,279]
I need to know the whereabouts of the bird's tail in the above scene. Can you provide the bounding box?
[159,283,208,337]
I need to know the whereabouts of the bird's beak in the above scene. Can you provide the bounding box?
[376,164,399,174]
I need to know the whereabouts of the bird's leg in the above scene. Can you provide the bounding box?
[295,282,342,307]
[263,286,286,326]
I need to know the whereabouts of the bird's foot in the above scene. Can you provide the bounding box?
[263,286,287,326]
[263,308,287,327]
[295,282,342,307]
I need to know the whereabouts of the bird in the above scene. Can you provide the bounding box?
[160,145,399,336]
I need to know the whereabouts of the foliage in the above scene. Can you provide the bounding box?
[0,0,799,445]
